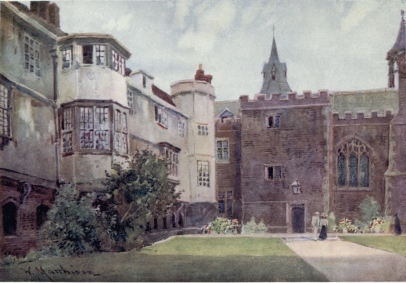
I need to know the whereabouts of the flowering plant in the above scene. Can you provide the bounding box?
[334,218,359,233]
[368,217,389,233]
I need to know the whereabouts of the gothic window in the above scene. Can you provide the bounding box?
[0,84,10,138]
[162,217,167,229]
[218,191,233,216]
[3,202,17,236]
[112,49,126,75]
[114,110,128,154]
[24,34,41,77]
[198,124,208,136]
[216,139,229,161]
[197,160,210,187]
[61,46,72,69]
[337,139,370,188]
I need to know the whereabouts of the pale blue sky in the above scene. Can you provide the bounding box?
[26,0,406,101]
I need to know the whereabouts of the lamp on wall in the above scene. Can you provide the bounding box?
[290,179,301,194]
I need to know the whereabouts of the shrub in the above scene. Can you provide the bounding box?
[101,149,180,249]
[207,218,239,234]
[242,217,268,234]
[38,184,100,256]
[359,196,381,223]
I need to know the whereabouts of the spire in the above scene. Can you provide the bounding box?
[387,10,405,59]
[260,29,291,98]
[270,33,280,63]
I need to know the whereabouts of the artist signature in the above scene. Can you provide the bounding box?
[20,265,101,281]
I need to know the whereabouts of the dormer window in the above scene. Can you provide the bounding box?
[142,75,147,88]
[82,45,105,66]
[112,49,126,75]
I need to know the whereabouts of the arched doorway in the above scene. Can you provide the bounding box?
[3,202,17,236]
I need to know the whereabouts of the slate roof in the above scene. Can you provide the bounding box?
[214,100,240,117]
[152,84,176,107]
[387,12,405,59]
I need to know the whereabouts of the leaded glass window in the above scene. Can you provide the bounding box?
[337,139,370,188]
[112,49,126,75]
[61,46,72,69]
[216,139,229,161]
[79,106,110,150]
[114,110,128,154]
[218,191,225,213]
[0,84,10,138]
[198,124,208,136]
[197,160,210,187]
[62,108,73,153]
[24,34,40,77]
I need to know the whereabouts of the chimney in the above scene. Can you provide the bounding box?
[30,1,60,28]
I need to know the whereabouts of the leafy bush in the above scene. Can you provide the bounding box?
[242,217,268,234]
[38,184,100,256]
[359,196,381,223]
[101,149,180,249]
[206,218,239,234]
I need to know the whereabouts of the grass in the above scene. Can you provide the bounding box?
[340,235,406,256]
[0,236,327,282]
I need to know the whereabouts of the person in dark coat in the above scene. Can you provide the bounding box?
[318,213,328,240]
[394,213,402,236]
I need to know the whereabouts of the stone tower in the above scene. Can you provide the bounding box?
[260,34,292,98]
[385,11,406,220]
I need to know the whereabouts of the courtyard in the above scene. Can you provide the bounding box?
[1,234,405,281]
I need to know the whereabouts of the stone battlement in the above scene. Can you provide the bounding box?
[239,90,330,109]
[333,110,394,124]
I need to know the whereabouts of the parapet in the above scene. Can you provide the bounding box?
[333,110,394,125]
[239,90,330,110]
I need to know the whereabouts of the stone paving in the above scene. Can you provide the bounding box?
[284,234,406,282]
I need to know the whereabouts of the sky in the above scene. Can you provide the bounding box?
[25,0,406,101]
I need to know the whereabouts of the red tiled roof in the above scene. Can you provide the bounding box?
[151,84,176,107]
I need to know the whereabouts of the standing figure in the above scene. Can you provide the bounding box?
[311,211,320,240]
[394,213,402,236]
[318,213,329,241]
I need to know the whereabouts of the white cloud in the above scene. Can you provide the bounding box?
[340,1,380,34]
[171,0,193,30]
[102,13,133,32]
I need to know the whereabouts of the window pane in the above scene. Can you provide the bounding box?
[338,152,346,186]
[83,45,93,64]
[360,153,369,187]
[268,167,274,179]
[349,152,358,187]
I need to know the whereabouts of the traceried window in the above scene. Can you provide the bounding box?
[112,49,126,75]
[82,45,105,65]
[165,148,179,177]
[216,139,229,161]
[0,84,10,138]
[154,105,168,128]
[197,160,210,187]
[178,117,185,137]
[198,124,208,136]
[337,139,370,188]
[61,46,72,69]
[267,115,280,128]
[62,108,73,153]
[114,110,128,154]
[79,106,110,150]
[24,34,40,77]
[265,165,282,180]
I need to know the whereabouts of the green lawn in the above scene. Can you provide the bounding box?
[0,236,327,282]
[340,235,406,256]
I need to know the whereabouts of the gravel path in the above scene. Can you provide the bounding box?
[286,239,406,281]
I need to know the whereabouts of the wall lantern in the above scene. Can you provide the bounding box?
[290,179,302,194]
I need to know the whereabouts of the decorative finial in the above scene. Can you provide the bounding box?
[199,63,203,70]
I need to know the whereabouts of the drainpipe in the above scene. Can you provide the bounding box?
[51,47,60,188]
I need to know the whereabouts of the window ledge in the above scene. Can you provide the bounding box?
[336,186,371,191]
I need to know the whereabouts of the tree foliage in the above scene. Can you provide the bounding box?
[359,196,381,222]
[101,149,180,245]
[38,185,100,256]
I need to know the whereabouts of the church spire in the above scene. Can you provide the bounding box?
[260,29,291,98]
